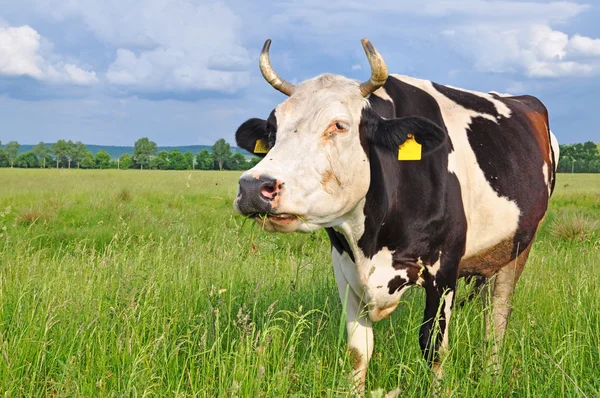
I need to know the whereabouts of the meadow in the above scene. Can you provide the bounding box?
[0,169,598,397]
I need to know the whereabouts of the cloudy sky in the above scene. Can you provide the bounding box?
[0,0,599,146]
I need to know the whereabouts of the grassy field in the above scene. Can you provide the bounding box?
[0,169,598,397]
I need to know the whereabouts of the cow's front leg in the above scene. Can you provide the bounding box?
[332,251,373,394]
[419,267,457,379]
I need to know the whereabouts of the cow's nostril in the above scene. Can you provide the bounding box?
[261,181,278,199]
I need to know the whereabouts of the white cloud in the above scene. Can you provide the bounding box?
[267,0,598,79]
[0,25,97,84]
[28,0,252,93]
[1,0,598,90]
[443,24,600,78]
[568,35,600,57]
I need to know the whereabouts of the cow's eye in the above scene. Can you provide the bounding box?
[334,122,349,132]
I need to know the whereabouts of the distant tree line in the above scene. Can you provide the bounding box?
[5,137,595,173]
[557,141,600,173]
[0,138,260,171]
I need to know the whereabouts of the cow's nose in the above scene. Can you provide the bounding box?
[236,175,281,215]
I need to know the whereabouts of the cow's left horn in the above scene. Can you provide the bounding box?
[359,38,388,97]
[259,39,295,96]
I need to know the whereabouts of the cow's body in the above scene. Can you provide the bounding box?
[321,74,558,384]
[234,40,558,393]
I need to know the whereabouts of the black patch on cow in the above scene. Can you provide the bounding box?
[368,92,395,119]
[325,227,355,262]
[388,275,409,295]
[235,110,277,157]
[370,76,454,152]
[432,82,500,118]
[549,142,557,195]
[383,77,448,127]
[357,107,466,265]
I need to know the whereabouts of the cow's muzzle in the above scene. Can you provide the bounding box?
[236,175,282,216]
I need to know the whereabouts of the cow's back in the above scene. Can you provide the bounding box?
[378,75,555,277]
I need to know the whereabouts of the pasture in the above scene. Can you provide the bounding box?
[0,169,598,397]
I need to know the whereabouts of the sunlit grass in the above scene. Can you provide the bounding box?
[0,170,598,396]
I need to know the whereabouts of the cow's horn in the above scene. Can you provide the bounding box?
[259,39,295,96]
[359,38,388,97]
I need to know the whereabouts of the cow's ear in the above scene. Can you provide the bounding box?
[235,118,270,158]
[366,114,447,158]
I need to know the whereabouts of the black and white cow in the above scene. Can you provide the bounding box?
[234,39,559,392]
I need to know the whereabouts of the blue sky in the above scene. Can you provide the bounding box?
[0,0,599,146]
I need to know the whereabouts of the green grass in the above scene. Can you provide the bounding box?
[0,169,598,397]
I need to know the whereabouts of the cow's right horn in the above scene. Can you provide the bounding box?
[259,39,295,96]
[359,38,388,97]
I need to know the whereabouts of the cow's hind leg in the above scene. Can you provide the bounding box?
[420,265,458,379]
[457,275,487,308]
[481,242,533,374]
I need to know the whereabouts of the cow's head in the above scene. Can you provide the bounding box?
[234,39,445,233]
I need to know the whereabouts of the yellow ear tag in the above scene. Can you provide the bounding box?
[398,134,422,161]
[254,139,270,154]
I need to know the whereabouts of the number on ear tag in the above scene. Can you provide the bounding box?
[398,134,422,161]
[254,139,270,154]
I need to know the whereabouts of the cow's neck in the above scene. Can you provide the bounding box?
[332,197,368,264]
[332,147,450,269]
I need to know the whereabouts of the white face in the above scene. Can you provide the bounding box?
[235,74,372,233]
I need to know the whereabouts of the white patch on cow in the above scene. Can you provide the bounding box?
[550,130,560,172]
[542,162,550,196]
[447,151,458,175]
[441,290,454,351]
[331,248,373,388]
[391,74,521,259]
[445,84,512,119]
[333,248,365,301]
[426,259,441,277]
[346,246,413,322]
[372,87,393,103]
[239,74,371,232]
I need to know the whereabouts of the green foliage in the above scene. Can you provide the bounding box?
[0,138,257,172]
[15,151,38,168]
[0,150,9,168]
[0,171,598,396]
[250,157,261,168]
[51,139,72,168]
[168,149,188,170]
[212,138,232,170]
[94,150,111,169]
[150,150,170,170]
[557,140,600,173]
[195,149,214,170]
[119,153,133,170]
[183,151,194,170]
[133,137,158,169]
[32,142,49,168]
[81,151,95,169]
[226,152,249,170]
[5,141,20,168]
[70,141,88,169]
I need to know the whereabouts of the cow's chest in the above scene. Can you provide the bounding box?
[333,247,433,322]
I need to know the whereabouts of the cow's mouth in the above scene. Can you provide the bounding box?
[252,213,298,224]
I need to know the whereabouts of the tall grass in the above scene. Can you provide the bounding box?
[0,170,598,396]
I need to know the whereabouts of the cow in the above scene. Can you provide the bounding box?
[233,38,559,393]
